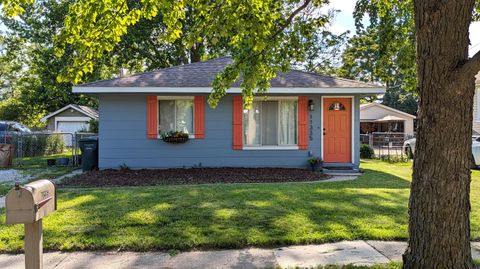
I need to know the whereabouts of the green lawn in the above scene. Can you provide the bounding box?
[0,160,479,252]
[0,152,78,196]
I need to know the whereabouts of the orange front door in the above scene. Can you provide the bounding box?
[323,98,351,163]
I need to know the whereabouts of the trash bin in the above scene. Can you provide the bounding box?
[79,136,98,171]
[0,144,14,168]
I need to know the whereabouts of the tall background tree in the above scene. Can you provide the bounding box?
[338,5,418,115]
[300,30,349,75]
[0,0,221,126]
[0,0,101,126]
[355,0,480,267]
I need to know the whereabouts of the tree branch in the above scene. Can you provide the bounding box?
[270,0,312,40]
[457,49,480,79]
[236,0,314,64]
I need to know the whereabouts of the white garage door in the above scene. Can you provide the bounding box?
[57,121,89,146]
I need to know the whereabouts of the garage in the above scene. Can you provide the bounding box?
[360,103,416,136]
[40,104,98,146]
[56,119,90,146]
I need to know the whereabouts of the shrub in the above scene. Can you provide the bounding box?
[379,155,409,163]
[45,134,65,155]
[360,143,374,159]
[11,134,65,158]
[88,119,99,133]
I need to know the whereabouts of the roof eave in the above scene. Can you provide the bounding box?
[72,86,386,94]
[360,102,417,119]
[40,104,98,122]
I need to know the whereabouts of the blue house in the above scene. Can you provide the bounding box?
[73,58,385,171]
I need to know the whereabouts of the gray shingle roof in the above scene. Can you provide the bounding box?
[72,105,99,118]
[78,57,379,88]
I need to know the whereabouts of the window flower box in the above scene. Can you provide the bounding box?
[161,131,189,144]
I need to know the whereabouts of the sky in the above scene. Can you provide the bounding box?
[323,0,480,57]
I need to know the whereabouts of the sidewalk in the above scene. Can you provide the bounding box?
[2,241,480,269]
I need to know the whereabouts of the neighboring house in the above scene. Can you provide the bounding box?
[473,72,480,134]
[40,104,98,146]
[41,104,98,133]
[360,103,416,136]
[73,57,385,170]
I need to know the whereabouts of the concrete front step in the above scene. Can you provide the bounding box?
[324,172,362,176]
[322,168,361,176]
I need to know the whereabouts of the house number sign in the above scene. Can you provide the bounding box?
[308,113,313,141]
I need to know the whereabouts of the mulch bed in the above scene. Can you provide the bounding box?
[60,167,327,187]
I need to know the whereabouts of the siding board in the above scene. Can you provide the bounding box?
[98,93,361,169]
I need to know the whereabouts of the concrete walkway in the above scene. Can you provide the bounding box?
[2,241,480,269]
[52,169,83,184]
[0,169,84,209]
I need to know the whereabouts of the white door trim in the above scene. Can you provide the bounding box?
[320,96,355,164]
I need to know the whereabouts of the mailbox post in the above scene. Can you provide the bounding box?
[5,180,57,269]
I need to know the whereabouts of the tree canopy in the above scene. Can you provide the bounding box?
[337,14,417,114]
[0,0,213,126]
[3,0,331,108]
[352,0,480,89]
[0,0,348,126]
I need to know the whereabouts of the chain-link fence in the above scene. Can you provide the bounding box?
[73,132,98,165]
[0,131,97,167]
[360,134,371,145]
[361,132,415,160]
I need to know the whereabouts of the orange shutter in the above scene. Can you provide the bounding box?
[232,96,243,150]
[298,96,308,150]
[147,96,158,139]
[194,96,205,139]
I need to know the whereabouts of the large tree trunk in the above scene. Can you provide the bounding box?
[190,42,203,63]
[403,1,479,268]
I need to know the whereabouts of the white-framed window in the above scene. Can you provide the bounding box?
[158,97,194,135]
[243,98,298,149]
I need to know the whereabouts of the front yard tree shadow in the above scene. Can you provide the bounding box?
[0,160,417,252]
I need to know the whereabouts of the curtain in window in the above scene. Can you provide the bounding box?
[158,100,193,134]
[262,101,278,145]
[243,101,261,145]
[159,100,175,133]
[279,100,297,145]
[176,100,193,134]
[243,99,297,146]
